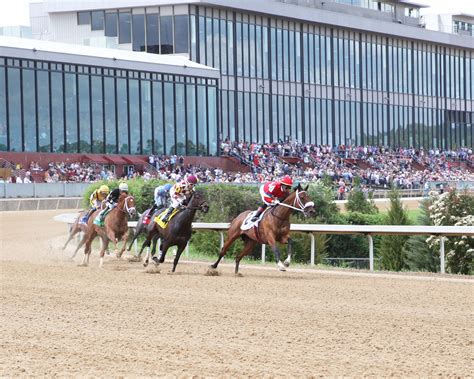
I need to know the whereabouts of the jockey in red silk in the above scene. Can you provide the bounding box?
[160,175,198,223]
[251,175,293,222]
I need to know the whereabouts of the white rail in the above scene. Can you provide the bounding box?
[55,214,474,274]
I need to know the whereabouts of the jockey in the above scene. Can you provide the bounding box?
[144,183,173,223]
[251,175,293,222]
[94,182,129,226]
[160,175,198,223]
[81,185,109,223]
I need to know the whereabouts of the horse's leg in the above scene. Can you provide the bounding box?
[63,223,78,250]
[72,232,88,259]
[142,239,153,267]
[283,237,293,267]
[267,236,286,271]
[99,236,109,268]
[171,242,187,273]
[117,230,129,258]
[153,240,168,265]
[127,224,141,252]
[234,238,257,275]
[210,228,241,269]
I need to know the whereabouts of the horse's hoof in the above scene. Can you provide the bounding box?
[283,260,290,268]
[152,256,160,265]
[205,267,220,276]
[277,261,287,271]
[234,272,243,277]
[143,260,149,267]
[77,263,87,267]
[144,265,160,274]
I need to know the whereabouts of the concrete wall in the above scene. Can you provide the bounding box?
[0,197,83,212]
[0,183,90,198]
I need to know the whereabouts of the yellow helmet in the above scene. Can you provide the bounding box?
[99,185,110,194]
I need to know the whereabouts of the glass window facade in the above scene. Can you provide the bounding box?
[0,58,218,155]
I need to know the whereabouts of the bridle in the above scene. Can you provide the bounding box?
[118,195,136,216]
[277,190,314,213]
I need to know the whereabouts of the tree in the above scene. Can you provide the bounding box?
[426,190,474,275]
[380,189,410,271]
[404,199,439,272]
[346,187,378,214]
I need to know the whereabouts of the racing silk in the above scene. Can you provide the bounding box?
[170,180,195,208]
[260,181,288,205]
[106,188,121,204]
[89,189,107,207]
[154,185,170,207]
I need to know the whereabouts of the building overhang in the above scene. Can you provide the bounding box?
[0,36,220,79]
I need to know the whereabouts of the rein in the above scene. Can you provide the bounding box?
[274,190,315,213]
[117,195,136,215]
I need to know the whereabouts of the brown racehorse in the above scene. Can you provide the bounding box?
[63,202,107,253]
[74,193,136,267]
[210,184,315,275]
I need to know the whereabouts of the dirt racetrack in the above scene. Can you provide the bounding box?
[1,210,473,377]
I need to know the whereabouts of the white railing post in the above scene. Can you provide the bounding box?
[367,234,374,271]
[134,238,138,255]
[185,242,189,257]
[261,244,266,264]
[310,233,315,266]
[220,231,224,250]
[440,236,445,274]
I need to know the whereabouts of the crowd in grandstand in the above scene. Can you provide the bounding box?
[2,142,473,195]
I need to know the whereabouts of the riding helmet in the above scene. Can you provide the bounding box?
[119,183,129,192]
[99,185,110,194]
[279,175,293,187]
[186,175,198,184]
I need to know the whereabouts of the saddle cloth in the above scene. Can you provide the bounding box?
[154,208,180,229]
[240,208,268,231]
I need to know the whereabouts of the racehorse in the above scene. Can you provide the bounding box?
[63,202,107,253]
[127,208,164,261]
[62,210,89,251]
[140,190,209,272]
[74,193,136,267]
[209,184,315,274]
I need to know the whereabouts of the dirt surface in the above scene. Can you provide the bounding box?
[1,210,473,377]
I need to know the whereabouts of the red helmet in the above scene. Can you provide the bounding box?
[279,175,293,187]
[186,175,198,185]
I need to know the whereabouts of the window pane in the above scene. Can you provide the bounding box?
[119,12,131,44]
[152,80,163,154]
[197,85,207,155]
[175,15,189,54]
[8,67,22,151]
[91,75,104,153]
[37,70,50,152]
[141,80,152,154]
[132,14,145,51]
[160,16,173,54]
[0,66,6,150]
[23,69,36,151]
[175,83,185,154]
[164,82,175,154]
[186,83,196,155]
[51,71,63,152]
[77,11,90,25]
[64,72,78,152]
[208,85,217,155]
[104,76,116,153]
[145,13,159,54]
[190,15,197,60]
[105,12,118,37]
[117,78,128,153]
[91,11,104,31]
[78,74,91,153]
[129,79,140,154]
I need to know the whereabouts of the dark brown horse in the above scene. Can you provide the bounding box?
[210,184,315,274]
[74,193,137,267]
[140,190,209,272]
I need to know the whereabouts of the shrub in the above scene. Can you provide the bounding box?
[346,187,378,214]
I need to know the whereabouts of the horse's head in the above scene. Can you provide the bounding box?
[188,190,209,214]
[120,194,137,217]
[293,184,316,218]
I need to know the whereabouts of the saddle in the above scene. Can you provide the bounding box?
[154,207,180,229]
[240,208,268,231]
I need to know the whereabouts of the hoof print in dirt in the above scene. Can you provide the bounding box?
[205,267,220,276]
[144,266,161,274]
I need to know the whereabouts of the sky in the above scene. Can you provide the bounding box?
[0,0,473,27]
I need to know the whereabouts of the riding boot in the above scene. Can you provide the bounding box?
[148,204,157,217]
[161,206,175,223]
[251,205,267,222]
